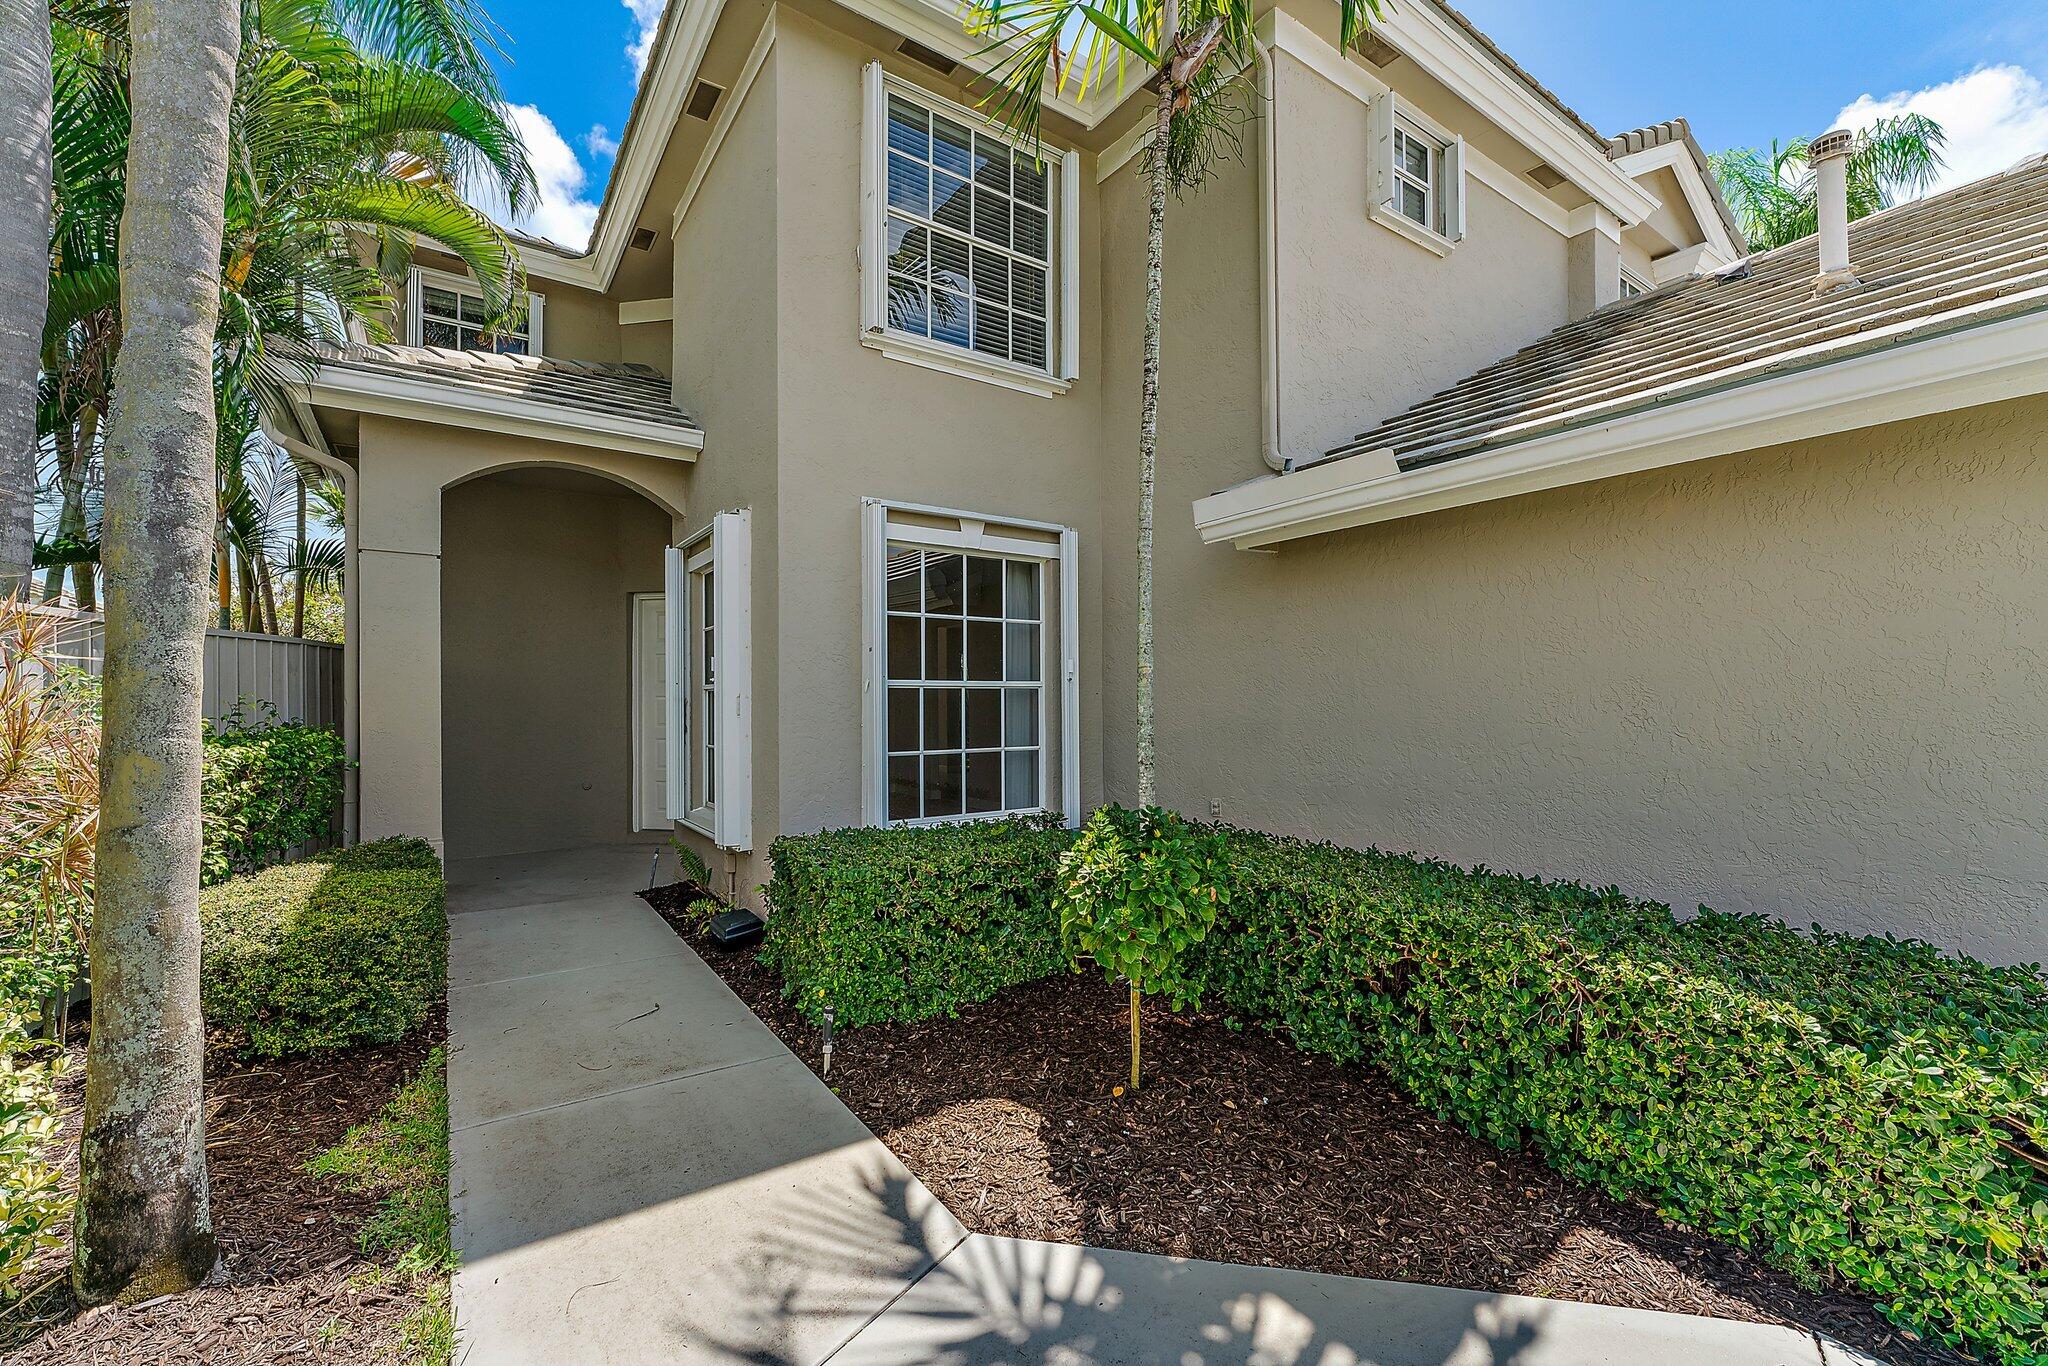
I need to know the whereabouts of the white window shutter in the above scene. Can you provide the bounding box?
[1444,135,1468,242]
[1366,93,1397,216]
[1059,148,1081,381]
[709,510,752,850]
[859,62,887,335]
[663,545,687,821]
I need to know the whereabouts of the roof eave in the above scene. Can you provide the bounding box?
[307,363,705,461]
[1194,305,2048,549]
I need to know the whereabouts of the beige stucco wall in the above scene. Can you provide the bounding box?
[669,37,782,901]
[765,9,1108,846]
[441,474,672,860]
[1269,46,1571,458]
[351,415,690,854]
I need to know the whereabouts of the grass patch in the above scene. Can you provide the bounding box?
[308,1047,453,1362]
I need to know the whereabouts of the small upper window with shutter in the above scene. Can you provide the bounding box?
[1367,93,1466,254]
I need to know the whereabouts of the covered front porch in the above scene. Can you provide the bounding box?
[275,343,703,861]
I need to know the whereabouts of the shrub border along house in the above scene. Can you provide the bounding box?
[760,817,2048,1366]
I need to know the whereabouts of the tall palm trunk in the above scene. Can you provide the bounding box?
[0,0,53,594]
[1135,8,1176,815]
[75,0,241,1307]
[291,475,306,637]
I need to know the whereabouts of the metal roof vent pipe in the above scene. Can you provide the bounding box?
[1811,128,1861,296]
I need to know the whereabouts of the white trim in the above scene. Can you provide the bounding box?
[406,264,545,355]
[1260,10,1566,236]
[860,68,1078,394]
[1095,115,1154,184]
[619,297,674,324]
[1651,242,1715,284]
[664,548,688,821]
[861,330,1075,397]
[1369,0,1659,225]
[1612,138,1744,267]
[631,590,670,832]
[709,510,753,851]
[1567,203,1622,243]
[1258,45,1283,471]
[671,9,777,239]
[1193,305,2048,548]
[860,497,1082,829]
[307,364,704,460]
[1368,200,1456,257]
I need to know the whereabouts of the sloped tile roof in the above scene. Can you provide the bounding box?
[1316,154,2048,474]
[310,342,700,434]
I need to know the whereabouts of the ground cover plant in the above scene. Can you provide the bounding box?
[756,818,2048,1365]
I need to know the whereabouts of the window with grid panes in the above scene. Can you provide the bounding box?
[882,92,1054,374]
[414,275,537,355]
[884,545,1044,822]
[1393,121,1439,231]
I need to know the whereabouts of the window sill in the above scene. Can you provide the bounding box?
[1368,204,1458,257]
[863,328,1073,399]
[679,810,716,840]
[887,806,1051,830]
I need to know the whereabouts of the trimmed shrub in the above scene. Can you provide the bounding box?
[765,818,2048,1363]
[201,712,350,886]
[202,857,446,1057]
[762,818,1073,1028]
[312,837,442,875]
[1190,829,2046,1366]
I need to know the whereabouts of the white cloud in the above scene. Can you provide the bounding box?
[481,104,600,251]
[1835,64,2048,195]
[586,124,619,160]
[624,0,665,75]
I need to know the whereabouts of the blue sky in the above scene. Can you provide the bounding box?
[480,0,2048,250]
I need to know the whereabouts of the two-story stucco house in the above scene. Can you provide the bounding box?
[269,0,2048,965]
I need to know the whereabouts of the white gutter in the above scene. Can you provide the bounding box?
[1195,304,2048,549]
[306,364,705,462]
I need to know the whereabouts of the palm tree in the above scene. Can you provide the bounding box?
[41,0,532,622]
[74,0,243,1304]
[963,0,1379,1086]
[0,0,53,592]
[1710,114,1946,253]
[965,0,1378,813]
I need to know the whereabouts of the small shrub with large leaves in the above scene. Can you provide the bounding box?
[762,817,1073,1028]
[1057,805,1229,1090]
[201,853,445,1057]
[200,708,350,886]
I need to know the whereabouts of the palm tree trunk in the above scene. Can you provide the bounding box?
[0,0,53,595]
[1135,44,1173,813]
[291,475,306,637]
[75,0,241,1307]
[73,409,98,611]
[256,551,278,636]
[43,425,76,602]
[215,540,231,629]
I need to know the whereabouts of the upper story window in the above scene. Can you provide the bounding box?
[1619,266,1650,299]
[405,266,544,355]
[860,65,1080,397]
[1368,94,1466,255]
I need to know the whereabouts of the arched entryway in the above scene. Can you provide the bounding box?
[440,464,676,861]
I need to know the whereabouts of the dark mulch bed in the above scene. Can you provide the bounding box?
[645,882,1971,1366]
[3,1007,444,1366]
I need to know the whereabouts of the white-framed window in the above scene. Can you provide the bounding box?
[665,510,752,849]
[405,265,544,355]
[861,499,1080,829]
[1368,94,1465,253]
[1619,266,1650,299]
[860,65,1080,397]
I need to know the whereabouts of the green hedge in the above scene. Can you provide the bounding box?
[762,819,1072,1027]
[201,842,445,1057]
[201,715,350,886]
[764,818,2048,1364]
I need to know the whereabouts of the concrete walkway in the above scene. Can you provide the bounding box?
[448,846,1869,1366]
